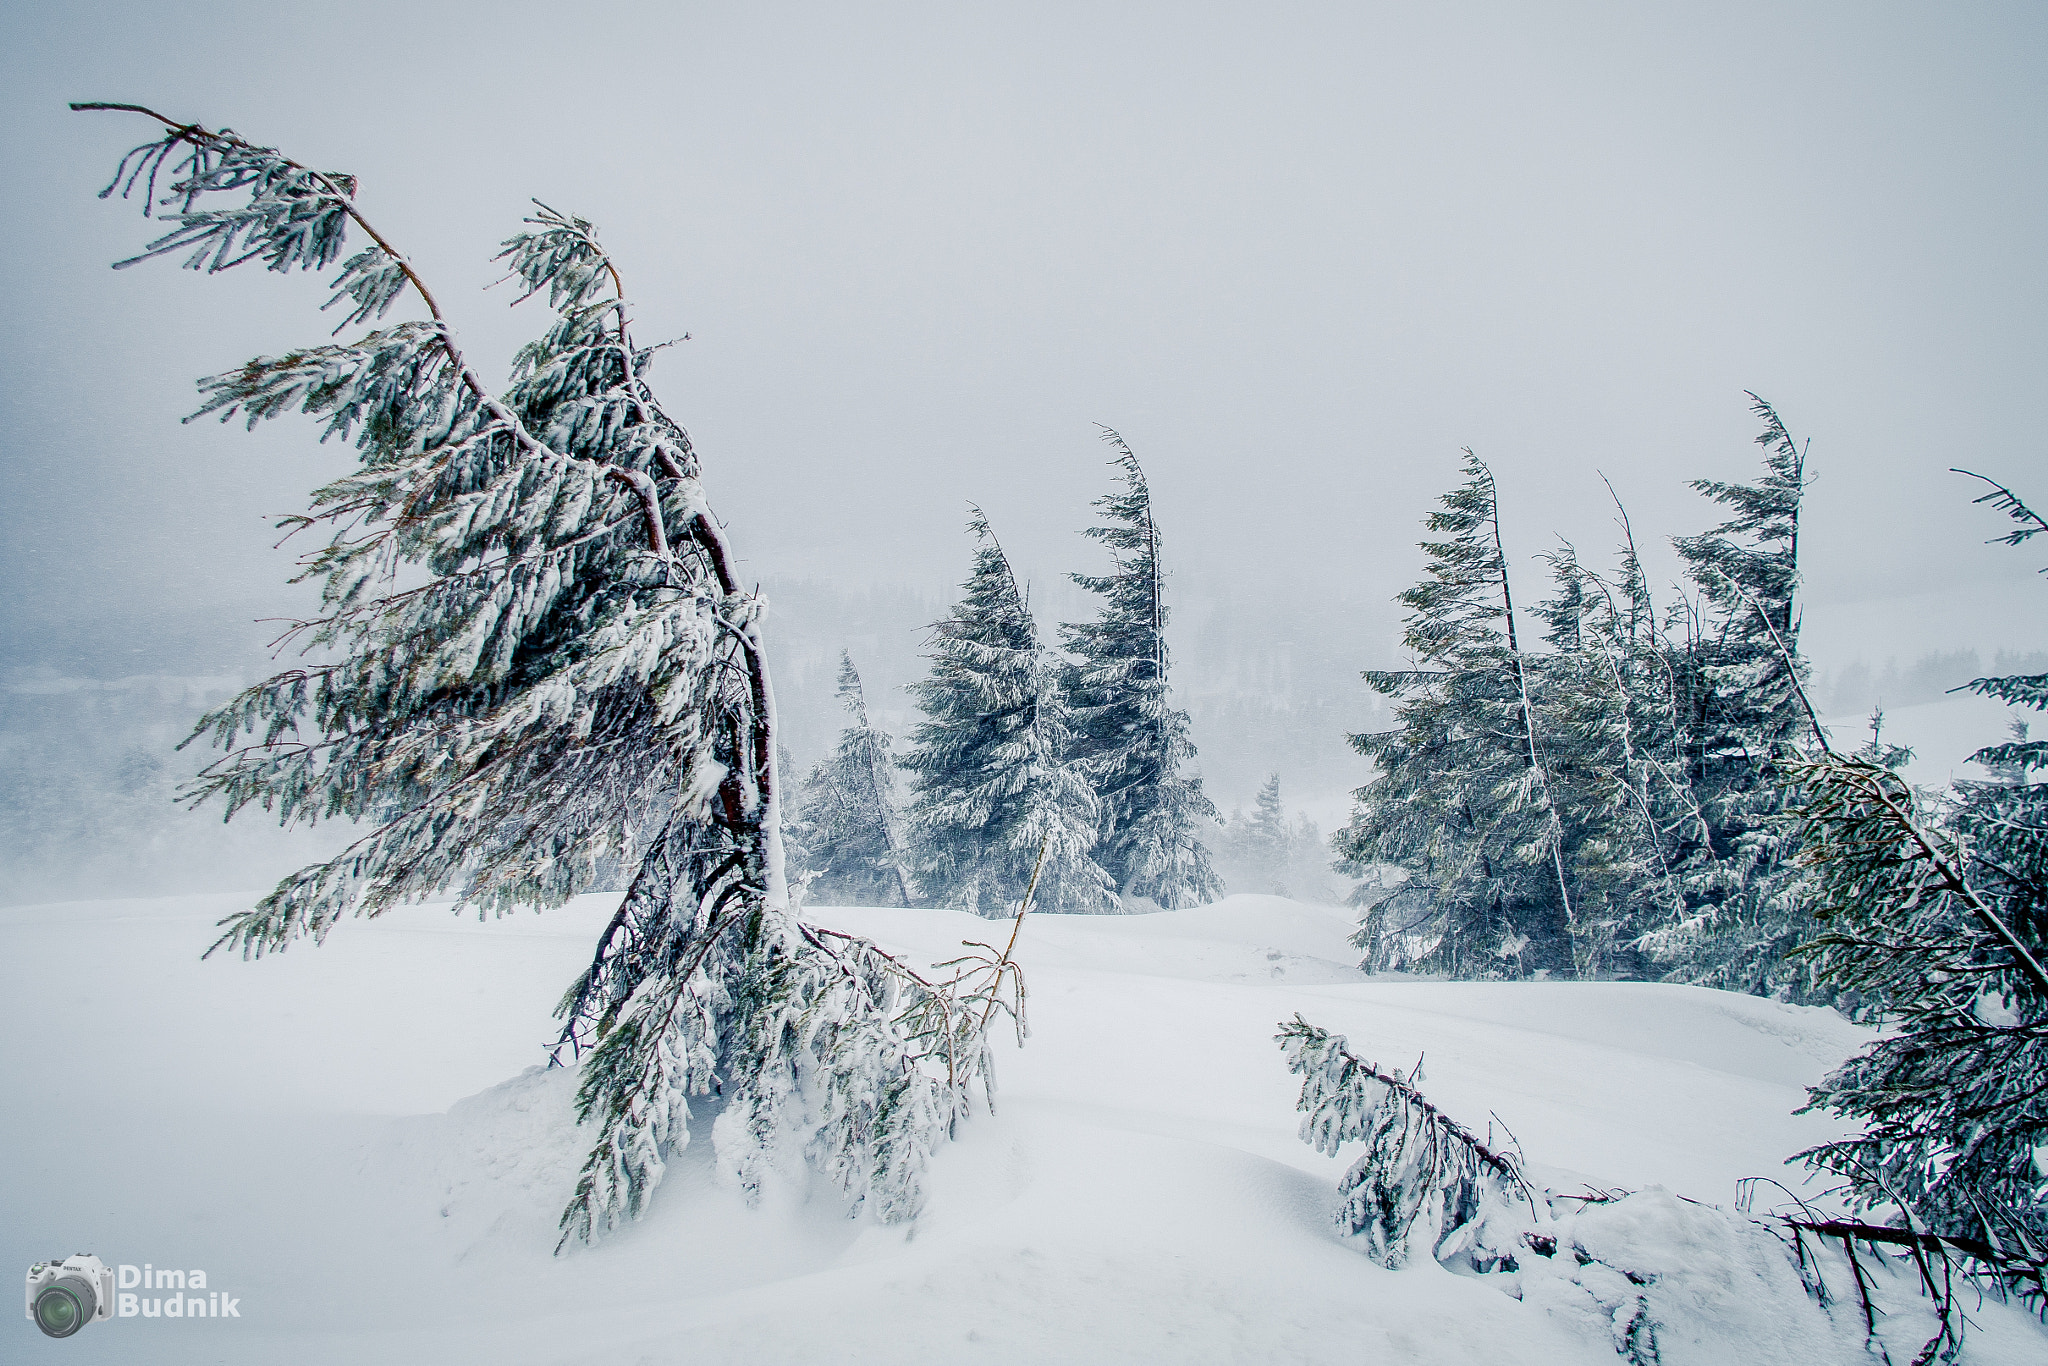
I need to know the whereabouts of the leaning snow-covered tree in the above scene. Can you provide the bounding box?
[77,102,974,1249]
[1795,471,2048,1256]
[1651,395,1817,998]
[1335,453,1579,977]
[1060,428,1222,909]
[1278,1016,1536,1269]
[902,509,1118,915]
[1528,537,1695,980]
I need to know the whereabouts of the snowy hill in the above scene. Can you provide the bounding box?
[6,894,2043,1363]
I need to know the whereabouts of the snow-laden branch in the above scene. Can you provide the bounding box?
[1279,1015,1535,1267]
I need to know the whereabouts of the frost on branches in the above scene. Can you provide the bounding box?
[1060,429,1223,910]
[785,653,915,906]
[1649,397,1816,998]
[1339,400,1824,992]
[1279,1015,1535,1268]
[1793,471,2048,1264]
[1335,452,1578,977]
[78,103,985,1251]
[901,509,1117,914]
[1529,538,1697,981]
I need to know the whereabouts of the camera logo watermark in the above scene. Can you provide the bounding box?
[26,1256,241,1339]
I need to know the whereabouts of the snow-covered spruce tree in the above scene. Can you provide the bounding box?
[1529,539,1694,979]
[901,517,1116,917]
[78,103,966,1247]
[789,653,915,906]
[1528,544,1633,976]
[1795,472,2048,1255]
[1335,453,1579,977]
[1588,498,1718,962]
[901,510,1117,915]
[1060,428,1223,909]
[1651,395,1817,997]
[1244,773,1295,895]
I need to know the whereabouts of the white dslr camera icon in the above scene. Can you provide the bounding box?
[25,1255,113,1339]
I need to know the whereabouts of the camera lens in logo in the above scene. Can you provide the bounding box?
[33,1278,92,1338]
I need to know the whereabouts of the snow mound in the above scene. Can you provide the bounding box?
[805,892,1369,984]
[6,892,2042,1363]
[1508,1189,1856,1365]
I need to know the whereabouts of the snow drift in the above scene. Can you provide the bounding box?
[6,892,2043,1362]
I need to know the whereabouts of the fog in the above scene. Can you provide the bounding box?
[3,1,2043,901]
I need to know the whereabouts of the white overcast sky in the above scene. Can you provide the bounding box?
[3,0,2043,682]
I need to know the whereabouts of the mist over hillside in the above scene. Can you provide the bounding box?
[1,565,1395,906]
[759,571,1395,830]
[6,568,2040,909]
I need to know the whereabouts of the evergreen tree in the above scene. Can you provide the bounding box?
[788,653,915,906]
[1650,395,1817,997]
[1531,539,1692,978]
[1796,472,2048,1253]
[1218,779,1340,900]
[1061,429,1223,909]
[902,510,1117,915]
[1979,717,2035,787]
[1246,773,1294,896]
[78,103,981,1248]
[1335,453,1577,977]
[1288,813,1342,903]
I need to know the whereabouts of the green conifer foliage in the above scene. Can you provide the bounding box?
[78,104,971,1249]
[1336,453,1577,977]
[1652,395,1817,997]
[1794,477,2048,1250]
[902,511,1117,914]
[1061,429,1223,909]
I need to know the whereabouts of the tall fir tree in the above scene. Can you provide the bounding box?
[1650,395,1817,997]
[1244,773,1294,895]
[80,103,982,1248]
[1336,453,1578,977]
[1061,428,1223,909]
[1530,539,1692,978]
[902,510,1117,915]
[787,654,915,906]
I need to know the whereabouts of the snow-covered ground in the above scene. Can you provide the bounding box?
[5,892,2043,1363]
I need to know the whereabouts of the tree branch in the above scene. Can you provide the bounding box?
[73,101,677,564]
